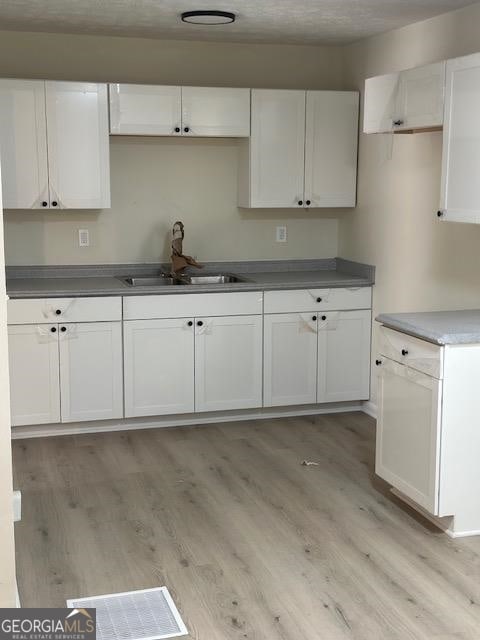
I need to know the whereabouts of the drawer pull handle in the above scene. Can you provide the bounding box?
[401,349,409,356]
[50,327,57,333]
[60,326,67,333]
[187,321,193,327]
[375,359,382,366]
[321,315,327,321]
[316,297,322,303]
[197,320,203,327]
[55,309,62,315]
[312,316,317,321]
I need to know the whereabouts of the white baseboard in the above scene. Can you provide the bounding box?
[11,401,365,440]
[362,400,377,419]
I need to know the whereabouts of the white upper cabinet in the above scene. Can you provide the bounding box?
[181,87,250,137]
[363,72,399,134]
[239,89,306,208]
[439,53,480,223]
[239,89,358,209]
[0,80,49,209]
[305,91,359,207]
[364,62,445,133]
[109,84,250,137]
[45,82,110,209]
[109,84,182,135]
[0,79,110,209]
[395,63,445,131]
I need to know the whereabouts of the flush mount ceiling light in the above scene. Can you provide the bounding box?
[181,10,236,25]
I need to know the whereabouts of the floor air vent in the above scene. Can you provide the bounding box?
[67,586,188,640]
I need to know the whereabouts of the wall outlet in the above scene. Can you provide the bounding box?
[78,229,90,247]
[276,226,287,243]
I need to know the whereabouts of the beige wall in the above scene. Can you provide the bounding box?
[0,30,345,265]
[339,2,480,405]
[5,137,339,264]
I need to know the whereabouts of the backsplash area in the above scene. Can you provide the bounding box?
[4,136,339,265]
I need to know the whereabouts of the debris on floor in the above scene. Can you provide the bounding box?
[301,460,320,466]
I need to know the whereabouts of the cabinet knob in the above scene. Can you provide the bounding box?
[60,326,67,333]
[41,201,48,207]
[50,327,57,333]
[197,320,203,327]
[375,359,382,366]
[316,297,322,303]
[298,200,303,206]
[401,349,409,356]
[187,320,193,327]
[55,309,62,315]
[393,119,404,126]
[321,315,327,321]
[312,315,317,321]
[174,126,181,133]
[306,200,311,206]
[52,201,58,207]
[184,126,190,133]
[437,210,444,218]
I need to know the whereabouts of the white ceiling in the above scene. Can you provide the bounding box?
[0,0,475,45]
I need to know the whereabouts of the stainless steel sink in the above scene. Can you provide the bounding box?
[178,274,247,285]
[118,275,180,287]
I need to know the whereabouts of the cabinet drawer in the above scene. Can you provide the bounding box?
[123,291,263,320]
[264,287,371,314]
[7,297,122,324]
[378,326,444,379]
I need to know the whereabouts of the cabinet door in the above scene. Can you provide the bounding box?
[363,73,400,133]
[109,84,182,135]
[440,53,480,223]
[181,87,250,137]
[394,62,445,131]
[124,319,194,418]
[317,310,371,403]
[45,81,110,209]
[264,313,317,407]
[8,325,60,426]
[195,315,262,412]
[305,91,358,208]
[59,322,123,423]
[249,90,306,207]
[0,79,49,209]
[376,357,442,515]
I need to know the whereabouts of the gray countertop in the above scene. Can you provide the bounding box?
[6,258,375,299]
[377,310,480,345]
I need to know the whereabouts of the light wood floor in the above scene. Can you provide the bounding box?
[12,412,480,639]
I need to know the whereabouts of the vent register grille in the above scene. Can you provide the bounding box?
[68,587,188,640]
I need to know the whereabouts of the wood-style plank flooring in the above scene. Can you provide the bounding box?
[12,412,480,639]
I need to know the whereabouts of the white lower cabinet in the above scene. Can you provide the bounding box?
[194,315,263,412]
[8,321,123,426]
[317,310,371,403]
[264,313,318,407]
[59,322,123,423]
[376,356,442,515]
[8,325,60,426]
[264,309,371,408]
[8,289,372,428]
[123,318,195,418]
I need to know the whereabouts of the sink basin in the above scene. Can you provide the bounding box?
[118,275,180,287]
[179,274,247,285]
